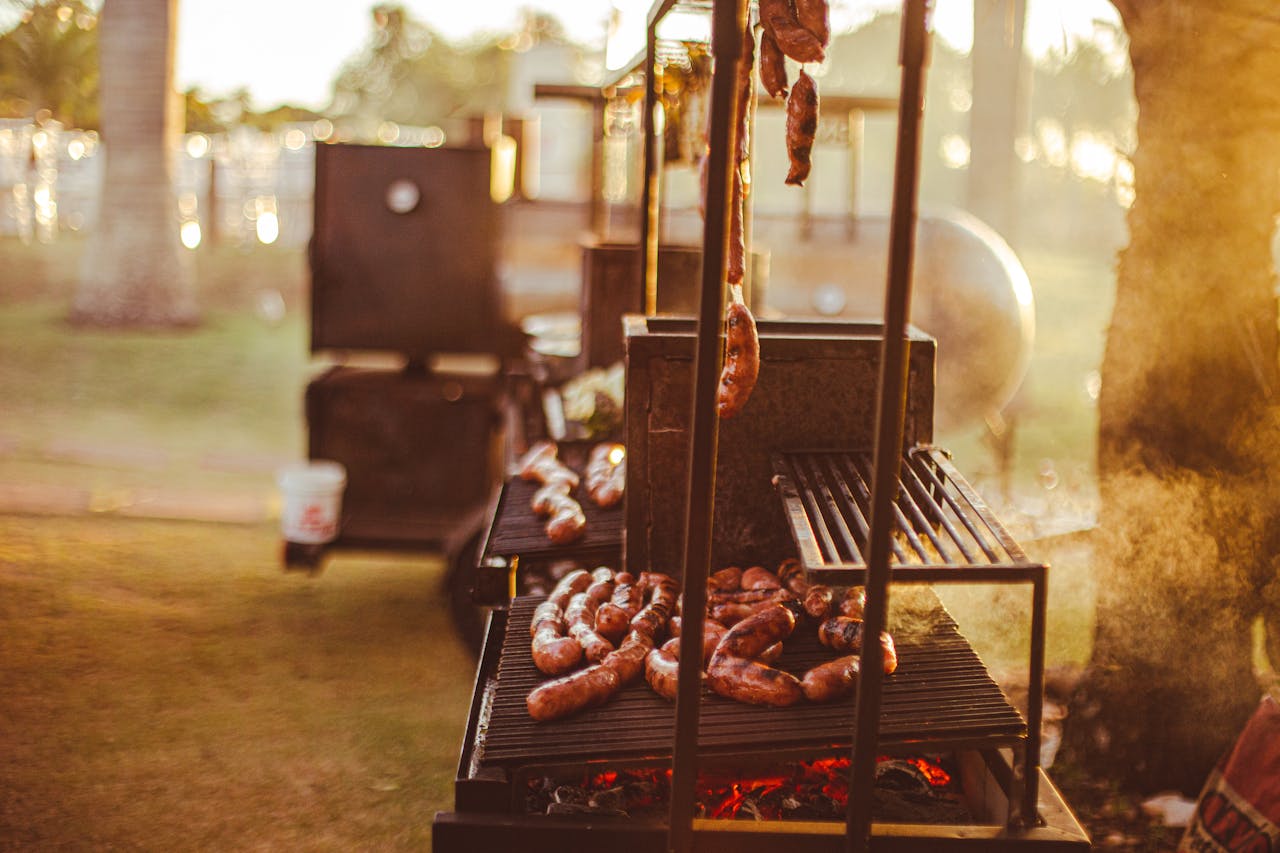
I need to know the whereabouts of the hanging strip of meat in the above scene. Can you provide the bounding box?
[759,27,789,100]
[759,0,825,63]
[794,0,831,48]
[785,69,818,186]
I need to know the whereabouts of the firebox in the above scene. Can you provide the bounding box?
[433,596,1090,851]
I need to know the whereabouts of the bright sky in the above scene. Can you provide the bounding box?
[171,0,1121,111]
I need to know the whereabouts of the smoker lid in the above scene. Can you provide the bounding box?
[309,143,505,360]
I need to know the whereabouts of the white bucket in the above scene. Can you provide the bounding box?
[276,460,347,545]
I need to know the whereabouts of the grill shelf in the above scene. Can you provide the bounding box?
[483,477,624,562]
[772,446,1044,584]
[476,592,1026,771]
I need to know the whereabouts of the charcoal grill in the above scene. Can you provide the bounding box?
[435,0,1089,849]
[436,597,1088,852]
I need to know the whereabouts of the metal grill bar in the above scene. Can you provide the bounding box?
[905,453,1001,562]
[771,447,1046,582]
[477,594,1026,770]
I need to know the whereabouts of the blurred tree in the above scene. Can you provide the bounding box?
[328,5,576,140]
[71,0,197,327]
[0,0,99,127]
[1064,0,1280,796]
[967,0,1026,242]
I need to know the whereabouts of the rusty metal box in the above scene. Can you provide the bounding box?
[310,143,501,359]
[580,241,769,368]
[623,316,936,573]
[305,366,503,548]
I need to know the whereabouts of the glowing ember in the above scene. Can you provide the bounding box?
[527,754,967,823]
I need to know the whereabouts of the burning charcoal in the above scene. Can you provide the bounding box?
[524,776,558,814]
[546,802,629,818]
[588,786,625,812]
[874,760,932,796]
[552,784,589,806]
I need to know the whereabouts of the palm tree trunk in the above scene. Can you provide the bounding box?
[71,0,197,327]
[1066,2,1280,794]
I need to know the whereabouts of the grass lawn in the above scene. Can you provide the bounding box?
[0,515,475,851]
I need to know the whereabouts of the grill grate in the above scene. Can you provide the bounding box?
[771,447,1044,584]
[483,477,624,563]
[477,592,1026,770]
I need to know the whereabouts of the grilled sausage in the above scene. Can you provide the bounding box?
[527,664,620,721]
[566,591,616,663]
[544,494,586,544]
[709,601,756,626]
[758,641,784,664]
[516,440,557,479]
[818,615,865,653]
[708,587,778,604]
[715,602,797,660]
[592,464,625,508]
[706,654,803,707]
[776,557,807,594]
[645,638,683,701]
[716,285,760,420]
[529,598,583,676]
[802,584,835,620]
[531,624,584,676]
[785,70,818,186]
[601,629,654,686]
[795,0,830,47]
[546,569,593,611]
[631,589,676,640]
[524,457,579,491]
[708,566,743,592]
[881,631,899,675]
[759,26,789,100]
[584,566,616,607]
[740,565,782,591]
[801,655,859,702]
[727,158,747,286]
[595,578,643,644]
[759,0,825,63]
[838,586,866,620]
[726,17,755,287]
[531,481,571,515]
[585,443,626,508]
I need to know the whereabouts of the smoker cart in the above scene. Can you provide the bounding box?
[293,143,519,601]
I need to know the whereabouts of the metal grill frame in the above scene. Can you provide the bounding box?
[772,444,1048,826]
[772,446,1044,582]
[478,591,1027,774]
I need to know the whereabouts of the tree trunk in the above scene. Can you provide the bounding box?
[967,0,1026,242]
[1065,2,1280,795]
[71,0,197,327]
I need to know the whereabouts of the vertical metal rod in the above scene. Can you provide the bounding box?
[1022,569,1047,824]
[845,1,932,851]
[640,23,661,315]
[667,1,746,851]
[590,97,606,236]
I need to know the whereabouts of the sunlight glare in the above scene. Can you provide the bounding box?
[181,220,202,249]
[256,211,280,244]
[940,134,970,169]
[1070,131,1117,183]
[185,133,211,159]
